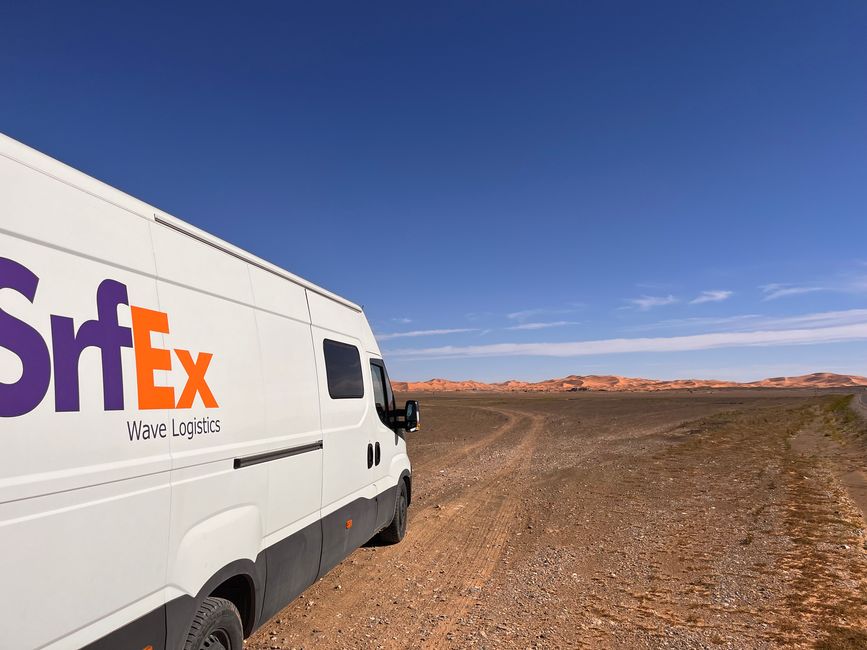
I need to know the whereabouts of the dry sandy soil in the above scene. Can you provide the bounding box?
[248,390,867,649]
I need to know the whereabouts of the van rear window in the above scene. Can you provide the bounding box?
[323,339,364,399]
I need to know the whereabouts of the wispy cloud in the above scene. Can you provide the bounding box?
[625,314,762,332]
[846,275,867,292]
[758,268,867,300]
[386,322,867,359]
[377,328,479,341]
[690,290,733,304]
[635,282,673,291]
[506,308,576,322]
[755,309,867,329]
[627,309,867,333]
[506,320,580,331]
[760,283,826,301]
[391,317,412,324]
[625,295,678,311]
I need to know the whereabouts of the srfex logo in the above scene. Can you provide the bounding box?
[0,257,218,417]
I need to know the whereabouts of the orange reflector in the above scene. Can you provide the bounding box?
[144,646,154,650]
[345,519,353,529]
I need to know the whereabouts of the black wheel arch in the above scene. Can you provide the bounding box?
[166,556,266,648]
[400,469,412,506]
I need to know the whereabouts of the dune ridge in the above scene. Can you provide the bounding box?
[391,372,867,393]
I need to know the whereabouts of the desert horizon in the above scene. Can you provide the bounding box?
[392,370,867,393]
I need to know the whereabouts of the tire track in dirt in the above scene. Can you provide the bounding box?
[334,408,540,613]
[411,406,518,473]
[410,406,541,512]
[417,409,544,648]
[247,404,544,649]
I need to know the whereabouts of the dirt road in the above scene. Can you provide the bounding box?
[248,391,867,649]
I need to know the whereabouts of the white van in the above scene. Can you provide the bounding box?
[0,133,418,650]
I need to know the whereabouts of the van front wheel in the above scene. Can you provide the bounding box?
[377,480,408,544]
[183,596,244,650]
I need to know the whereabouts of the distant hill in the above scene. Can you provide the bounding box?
[391,372,867,393]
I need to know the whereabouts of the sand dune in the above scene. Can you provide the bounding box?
[391,372,867,393]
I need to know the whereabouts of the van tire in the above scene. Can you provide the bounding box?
[183,596,244,650]
[377,480,408,544]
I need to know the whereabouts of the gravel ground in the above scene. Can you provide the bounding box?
[247,390,867,649]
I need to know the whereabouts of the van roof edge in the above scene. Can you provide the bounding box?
[153,214,362,312]
[0,132,362,313]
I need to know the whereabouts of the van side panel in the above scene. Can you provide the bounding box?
[307,291,380,576]
[0,155,171,650]
[249,267,324,622]
[148,224,270,641]
[150,224,329,639]
[250,269,322,542]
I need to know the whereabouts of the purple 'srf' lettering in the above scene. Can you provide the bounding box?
[0,257,51,417]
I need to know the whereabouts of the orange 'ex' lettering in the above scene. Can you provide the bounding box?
[174,349,218,408]
[130,306,217,409]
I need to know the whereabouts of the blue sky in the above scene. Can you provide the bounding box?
[2,2,866,382]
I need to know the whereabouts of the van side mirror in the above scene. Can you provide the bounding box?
[404,400,420,432]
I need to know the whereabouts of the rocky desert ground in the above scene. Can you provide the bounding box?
[248,389,867,649]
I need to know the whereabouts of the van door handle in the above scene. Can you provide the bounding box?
[374,441,381,466]
[367,443,373,469]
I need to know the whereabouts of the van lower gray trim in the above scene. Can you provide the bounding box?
[233,441,323,469]
[83,476,410,650]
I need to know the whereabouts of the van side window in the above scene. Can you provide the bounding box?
[381,362,396,413]
[323,339,364,399]
[370,362,389,425]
